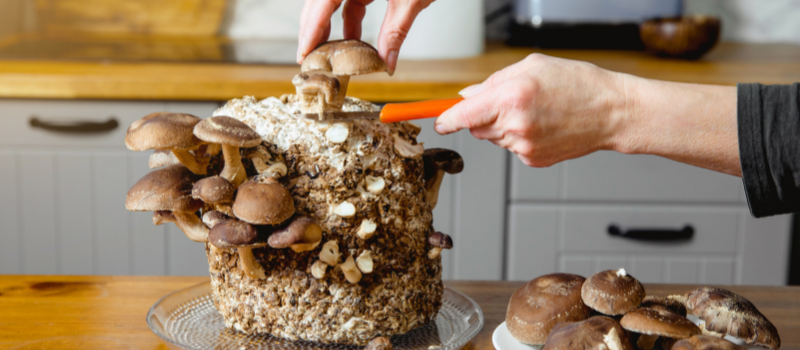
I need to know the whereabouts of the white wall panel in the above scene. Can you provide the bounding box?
[94,153,131,275]
[20,153,58,274]
[0,153,20,274]
[129,153,167,276]
[56,154,94,274]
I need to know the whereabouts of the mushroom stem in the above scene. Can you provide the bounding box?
[173,212,210,242]
[334,75,350,107]
[237,247,266,280]
[220,145,247,187]
[636,334,658,350]
[153,210,176,225]
[205,143,221,156]
[425,169,445,208]
[172,149,207,175]
[428,247,443,259]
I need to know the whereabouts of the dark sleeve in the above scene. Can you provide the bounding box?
[738,82,800,217]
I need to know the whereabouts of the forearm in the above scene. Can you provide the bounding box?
[612,75,741,176]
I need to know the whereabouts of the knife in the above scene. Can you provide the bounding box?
[302,98,463,123]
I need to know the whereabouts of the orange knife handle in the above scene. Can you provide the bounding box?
[379,98,463,123]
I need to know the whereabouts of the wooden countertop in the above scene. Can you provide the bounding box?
[0,276,798,349]
[0,41,799,102]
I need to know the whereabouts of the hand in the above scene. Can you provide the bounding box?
[434,54,632,167]
[297,0,434,75]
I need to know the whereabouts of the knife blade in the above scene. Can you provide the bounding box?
[302,98,463,123]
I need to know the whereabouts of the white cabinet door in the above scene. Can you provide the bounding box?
[0,99,219,276]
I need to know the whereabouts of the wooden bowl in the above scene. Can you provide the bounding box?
[640,15,721,59]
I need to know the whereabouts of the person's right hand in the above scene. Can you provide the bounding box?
[434,54,634,168]
[297,0,434,75]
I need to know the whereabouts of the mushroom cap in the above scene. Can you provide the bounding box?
[301,39,387,76]
[126,165,202,213]
[292,73,340,103]
[620,307,700,339]
[208,218,267,249]
[683,287,780,349]
[364,337,393,350]
[192,175,236,204]
[581,269,646,315]
[542,316,634,350]
[267,216,323,249]
[423,148,464,179]
[233,180,295,225]
[672,335,748,350]
[428,231,453,249]
[125,112,202,151]
[506,273,592,345]
[641,295,687,317]
[193,116,262,147]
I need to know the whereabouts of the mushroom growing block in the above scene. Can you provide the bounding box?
[194,116,262,187]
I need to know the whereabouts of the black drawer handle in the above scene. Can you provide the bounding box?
[608,224,694,241]
[29,116,119,134]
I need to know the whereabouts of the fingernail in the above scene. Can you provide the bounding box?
[434,123,447,134]
[386,50,398,76]
[458,84,483,97]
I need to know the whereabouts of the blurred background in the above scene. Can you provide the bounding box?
[0,0,798,285]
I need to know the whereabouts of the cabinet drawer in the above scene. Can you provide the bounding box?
[511,151,745,203]
[562,206,739,254]
[0,100,219,148]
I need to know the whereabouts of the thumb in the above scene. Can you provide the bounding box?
[434,83,506,135]
[377,0,432,75]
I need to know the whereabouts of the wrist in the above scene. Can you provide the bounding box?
[606,72,646,155]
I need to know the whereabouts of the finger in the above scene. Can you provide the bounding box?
[434,83,509,135]
[377,0,433,75]
[343,0,373,40]
[297,0,344,63]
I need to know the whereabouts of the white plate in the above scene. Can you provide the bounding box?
[494,318,762,350]
[492,322,542,350]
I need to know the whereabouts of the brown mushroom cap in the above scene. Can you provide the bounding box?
[423,148,464,179]
[506,273,592,345]
[232,180,295,225]
[192,175,235,204]
[620,307,700,339]
[193,116,262,147]
[683,287,780,350]
[641,295,687,317]
[672,335,748,350]
[125,165,202,213]
[428,231,453,249]
[581,269,646,315]
[301,39,387,76]
[208,218,267,249]
[125,112,202,151]
[267,216,323,252]
[542,316,634,350]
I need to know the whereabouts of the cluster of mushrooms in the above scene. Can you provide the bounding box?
[507,270,780,350]
[123,39,461,283]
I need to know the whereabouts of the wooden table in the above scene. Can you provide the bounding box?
[0,40,799,101]
[0,276,798,350]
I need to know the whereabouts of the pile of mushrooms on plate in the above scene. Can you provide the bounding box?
[506,269,780,350]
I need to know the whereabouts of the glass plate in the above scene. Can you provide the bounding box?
[147,281,484,350]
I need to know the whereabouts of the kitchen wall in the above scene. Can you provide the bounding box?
[223,0,800,45]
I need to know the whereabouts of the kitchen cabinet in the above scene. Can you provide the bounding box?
[0,99,219,276]
[506,153,792,285]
